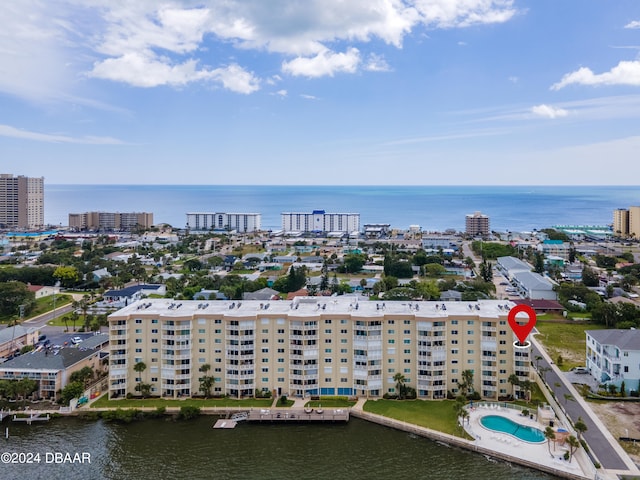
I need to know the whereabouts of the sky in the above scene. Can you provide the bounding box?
[1,0,640,185]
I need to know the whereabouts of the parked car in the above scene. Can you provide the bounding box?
[572,367,589,374]
[71,336,83,345]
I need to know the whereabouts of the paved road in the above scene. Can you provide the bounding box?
[531,342,630,470]
[24,304,73,328]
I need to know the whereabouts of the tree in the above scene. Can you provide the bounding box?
[533,253,545,274]
[199,364,215,398]
[53,265,81,288]
[393,372,406,399]
[458,370,474,397]
[519,379,533,402]
[544,426,556,457]
[508,374,520,398]
[581,266,600,287]
[14,378,38,407]
[574,417,588,441]
[343,253,366,274]
[0,281,35,318]
[70,366,94,387]
[480,260,493,282]
[566,435,580,463]
[61,381,84,405]
[133,361,147,396]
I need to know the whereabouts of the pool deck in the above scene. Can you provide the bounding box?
[464,404,592,479]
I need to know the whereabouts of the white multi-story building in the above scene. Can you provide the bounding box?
[586,329,640,390]
[186,212,261,233]
[108,298,530,400]
[281,210,359,233]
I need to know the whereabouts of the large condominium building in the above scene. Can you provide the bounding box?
[465,211,490,237]
[0,174,44,230]
[68,212,154,231]
[281,210,360,233]
[108,298,530,401]
[613,209,629,237]
[186,212,261,233]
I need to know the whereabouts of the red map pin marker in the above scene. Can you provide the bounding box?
[508,304,537,344]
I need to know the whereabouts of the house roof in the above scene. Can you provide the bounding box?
[26,284,44,293]
[497,256,531,272]
[104,284,163,298]
[243,288,279,301]
[0,325,38,345]
[512,271,554,291]
[512,299,564,311]
[286,289,308,300]
[78,333,109,350]
[587,329,640,351]
[0,346,99,371]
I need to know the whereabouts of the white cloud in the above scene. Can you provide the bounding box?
[552,61,640,89]
[364,53,391,72]
[300,94,319,100]
[0,124,124,144]
[0,0,521,98]
[272,89,287,97]
[508,76,519,83]
[282,48,360,77]
[531,104,569,119]
[624,20,640,29]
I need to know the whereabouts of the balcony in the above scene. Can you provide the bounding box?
[417,375,445,382]
[109,353,128,361]
[111,334,128,341]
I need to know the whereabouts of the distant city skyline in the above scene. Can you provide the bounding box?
[1,1,640,185]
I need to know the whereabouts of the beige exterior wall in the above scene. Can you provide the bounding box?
[0,174,44,230]
[108,299,530,400]
[629,206,640,239]
[465,211,490,236]
[68,211,154,231]
[613,209,630,237]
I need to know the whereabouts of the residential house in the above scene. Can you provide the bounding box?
[586,329,640,390]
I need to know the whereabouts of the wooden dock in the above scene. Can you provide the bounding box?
[213,419,238,429]
[247,408,349,423]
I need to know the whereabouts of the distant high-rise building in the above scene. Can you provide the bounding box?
[0,174,44,230]
[629,206,640,240]
[68,212,153,231]
[281,210,360,233]
[613,208,630,237]
[465,211,490,236]
[186,212,261,233]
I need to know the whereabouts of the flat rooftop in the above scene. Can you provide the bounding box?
[110,297,516,319]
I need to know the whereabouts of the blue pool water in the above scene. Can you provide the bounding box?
[480,415,546,443]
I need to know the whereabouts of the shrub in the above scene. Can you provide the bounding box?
[278,395,288,406]
[178,405,201,420]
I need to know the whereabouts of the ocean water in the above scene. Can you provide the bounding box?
[44,185,640,232]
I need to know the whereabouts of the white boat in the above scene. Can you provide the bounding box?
[230,412,248,421]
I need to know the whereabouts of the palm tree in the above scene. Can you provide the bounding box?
[393,372,406,399]
[520,380,533,402]
[574,417,588,441]
[566,435,580,463]
[544,426,556,457]
[199,363,214,398]
[508,374,520,398]
[133,361,147,396]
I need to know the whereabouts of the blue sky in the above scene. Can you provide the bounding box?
[2,0,640,185]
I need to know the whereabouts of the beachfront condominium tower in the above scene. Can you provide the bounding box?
[281,210,360,234]
[68,212,154,231]
[465,211,490,237]
[186,212,261,233]
[613,208,630,237]
[629,206,640,240]
[0,174,44,230]
[108,298,530,401]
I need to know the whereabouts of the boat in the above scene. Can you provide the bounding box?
[304,407,313,414]
[230,412,248,421]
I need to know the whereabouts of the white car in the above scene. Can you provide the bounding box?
[71,336,83,345]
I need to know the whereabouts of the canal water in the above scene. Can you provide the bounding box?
[1,416,558,479]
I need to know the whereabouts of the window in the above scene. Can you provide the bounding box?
[277,377,285,382]
[135,339,142,343]
[388,329,395,334]
[499,340,506,345]
[151,329,158,334]
[325,358,332,363]
[624,366,629,373]
[135,329,142,334]
[215,339,221,343]
[404,349,411,354]
[403,359,411,364]
[325,339,332,343]
[262,329,268,334]
[151,319,158,324]
[278,339,285,343]
[262,358,269,363]
[341,358,348,363]
[466,330,474,335]
[278,348,285,353]
[214,319,221,324]
[451,349,458,354]
[278,358,285,363]
[340,348,348,353]
[277,329,285,334]
[198,329,205,334]
[451,368,458,374]
[341,339,347,343]
[451,340,458,345]
[261,348,269,353]
[199,339,205,343]
[262,377,269,382]
[325,329,332,334]
[262,339,268,343]
[403,368,410,373]
[388,339,395,344]
[340,329,348,334]
[467,321,475,325]
[404,329,410,334]
[467,340,474,345]
[135,319,142,324]
[404,320,411,325]
[215,329,221,334]
[451,320,458,325]
[451,330,458,335]
[277,368,284,373]
[325,319,332,324]
[151,339,158,343]
[467,359,475,364]
[135,348,142,353]
[499,330,507,335]
[199,348,205,353]
[198,358,205,363]
[388,320,395,324]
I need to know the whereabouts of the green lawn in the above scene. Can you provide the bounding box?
[363,399,472,439]
[535,320,607,371]
[0,294,73,324]
[305,397,356,408]
[91,396,274,409]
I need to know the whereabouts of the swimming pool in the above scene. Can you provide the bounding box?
[480,415,545,443]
